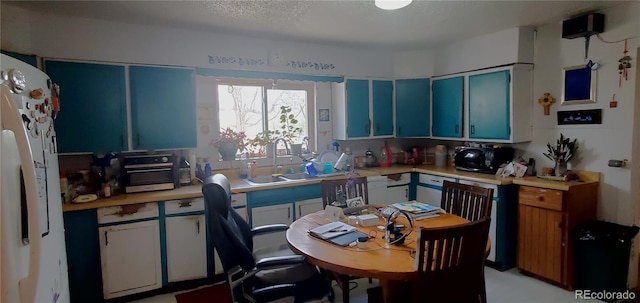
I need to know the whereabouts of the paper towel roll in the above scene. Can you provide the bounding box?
[435,145,447,167]
[189,154,197,180]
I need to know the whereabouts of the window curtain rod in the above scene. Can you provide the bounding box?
[196,67,344,83]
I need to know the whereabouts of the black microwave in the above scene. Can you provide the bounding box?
[454,147,514,174]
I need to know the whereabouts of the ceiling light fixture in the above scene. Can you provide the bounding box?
[375,0,412,10]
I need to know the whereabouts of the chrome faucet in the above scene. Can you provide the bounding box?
[272,137,290,174]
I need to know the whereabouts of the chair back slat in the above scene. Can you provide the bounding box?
[412,218,491,303]
[320,177,369,208]
[440,180,493,222]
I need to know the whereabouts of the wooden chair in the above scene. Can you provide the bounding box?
[440,180,493,222]
[411,217,491,303]
[320,177,369,303]
[320,176,369,209]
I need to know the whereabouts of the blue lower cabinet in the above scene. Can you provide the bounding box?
[247,185,321,251]
[63,209,103,303]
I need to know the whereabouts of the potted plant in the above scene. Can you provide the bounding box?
[543,133,578,176]
[277,106,303,155]
[246,106,303,157]
[211,127,246,161]
[246,130,277,158]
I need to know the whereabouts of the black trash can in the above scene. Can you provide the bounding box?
[574,220,639,300]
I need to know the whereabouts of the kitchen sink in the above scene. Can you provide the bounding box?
[244,175,287,185]
[280,172,310,180]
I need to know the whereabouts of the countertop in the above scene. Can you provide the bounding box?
[61,164,599,212]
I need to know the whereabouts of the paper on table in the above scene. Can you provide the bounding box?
[309,221,356,239]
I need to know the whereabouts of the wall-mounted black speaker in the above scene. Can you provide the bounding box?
[562,13,605,39]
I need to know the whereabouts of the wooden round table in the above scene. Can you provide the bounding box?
[286,210,485,302]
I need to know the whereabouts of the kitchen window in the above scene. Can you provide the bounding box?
[216,78,314,159]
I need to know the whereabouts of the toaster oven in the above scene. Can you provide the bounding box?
[122,153,176,193]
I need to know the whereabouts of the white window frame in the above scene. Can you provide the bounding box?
[212,78,316,162]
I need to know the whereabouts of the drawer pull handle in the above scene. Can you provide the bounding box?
[196,220,200,234]
[539,189,547,193]
[179,201,193,208]
[116,204,145,216]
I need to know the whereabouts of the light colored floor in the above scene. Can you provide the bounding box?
[130,267,592,303]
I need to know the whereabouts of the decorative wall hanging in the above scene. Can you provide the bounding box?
[557,109,602,125]
[537,93,556,115]
[561,65,597,104]
[319,109,330,122]
[618,39,632,87]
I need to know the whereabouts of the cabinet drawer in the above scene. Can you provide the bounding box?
[418,174,456,188]
[518,186,563,211]
[165,198,205,215]
[98,203,158,224]
[458,179,498,198]
[386,173,411,186]
[231,193,247,208]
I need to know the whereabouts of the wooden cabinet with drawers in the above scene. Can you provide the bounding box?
[515,172,599,290]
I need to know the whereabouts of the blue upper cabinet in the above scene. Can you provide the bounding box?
[45,60,127,153]
[332,79,394,140]
[129,66,196,150]
[372,80,393,136]
[432,76,464,138]
[2,50,38,67]
[345,79,370,138]
[468,70,510,140]
[395,78,430,137]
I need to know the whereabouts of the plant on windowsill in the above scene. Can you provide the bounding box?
[246,106,303,157]
[211,127,246,161]
[543,133,578,177]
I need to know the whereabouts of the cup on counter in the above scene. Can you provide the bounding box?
[323,162,333,174]
[306,162,318,177]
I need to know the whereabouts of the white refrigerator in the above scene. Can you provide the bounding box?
[1,54,69,303]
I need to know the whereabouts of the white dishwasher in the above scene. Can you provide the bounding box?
[367,175,389,205]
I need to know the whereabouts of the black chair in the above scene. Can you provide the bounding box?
[203,173,331,303]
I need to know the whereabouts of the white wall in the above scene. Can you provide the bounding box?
[0,5,394,78]
[432,27,535,76]
[522,3,640,287]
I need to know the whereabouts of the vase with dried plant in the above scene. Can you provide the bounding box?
[543,133,578,176]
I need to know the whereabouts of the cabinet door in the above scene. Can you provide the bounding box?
[387,185,409,203]
[517,204,565,284]
[415,185,443,207]
[45,60,127,153]
[295,197,323,219]
[165,215,207,282]
[129,66,196,149]
[469,70,510,140]
[99,220,161,299]
[346,79,370,138]
[395,79,430,137]
[372,80,393,136]
[432,76,463,138]
[251,204,293,251]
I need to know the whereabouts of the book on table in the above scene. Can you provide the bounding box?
[391,201,445,220]
[308,221,357,240]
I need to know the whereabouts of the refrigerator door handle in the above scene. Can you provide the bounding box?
[2,88,41,303]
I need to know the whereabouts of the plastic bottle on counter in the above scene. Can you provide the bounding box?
[239,153,248,179]
[250,161,258,178]
[179,157,191,186]
[102,182,112,198]
[204,163,212,178]
[189,154,197,182]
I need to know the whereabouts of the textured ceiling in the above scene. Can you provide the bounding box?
[3,0,627,50]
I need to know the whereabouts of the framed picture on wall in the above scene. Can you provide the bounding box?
[561,65,597,105]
